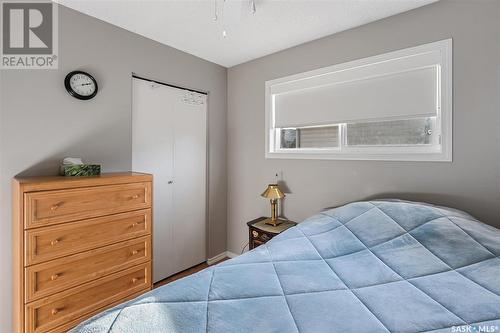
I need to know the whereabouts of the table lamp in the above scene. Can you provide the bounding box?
[261,184,285,226]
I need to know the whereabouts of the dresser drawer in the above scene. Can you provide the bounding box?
[25,182,151,228]
[43,289,149,333]
[25,209,151,265]
[41,288,150,333]
[26,236,151,302]
[26,263,151,333]
[251,229,271,242]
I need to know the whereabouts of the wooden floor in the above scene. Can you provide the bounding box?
[154,258,229,289]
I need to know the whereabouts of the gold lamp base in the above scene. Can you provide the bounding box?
[265,198,281,226]
[265,217,283,227]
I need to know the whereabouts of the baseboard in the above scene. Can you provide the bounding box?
[207,251,239,265]
[207,252,227,265]
[226,251,238,259]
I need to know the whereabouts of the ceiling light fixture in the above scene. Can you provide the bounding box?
[213,0,257,38]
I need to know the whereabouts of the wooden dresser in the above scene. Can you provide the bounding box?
[13,173,153,333]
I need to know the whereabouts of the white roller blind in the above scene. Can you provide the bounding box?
[274,66,438,128]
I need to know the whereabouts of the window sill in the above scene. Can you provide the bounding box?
[265,149,452,162]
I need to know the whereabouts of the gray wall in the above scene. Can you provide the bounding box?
[227,0,500,254]
[0,5,227,332]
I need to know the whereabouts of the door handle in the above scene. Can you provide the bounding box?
[167,181,173,184]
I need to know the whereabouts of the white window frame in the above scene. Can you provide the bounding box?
[265,39,452,162]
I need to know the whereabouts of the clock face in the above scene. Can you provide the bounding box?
[65,71,98,100]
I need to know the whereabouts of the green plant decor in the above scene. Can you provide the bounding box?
[62,164,101,177]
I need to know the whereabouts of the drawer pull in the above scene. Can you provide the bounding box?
[131,221,144,228]
[51,307,63,315]
[130,194,139,200]
[131,277,138,284]
[50,239,60,246]
[131,250,139,255]
[51,273,60,281]
[50,204,59,211]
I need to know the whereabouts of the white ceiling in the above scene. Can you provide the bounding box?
[55,0,438,68]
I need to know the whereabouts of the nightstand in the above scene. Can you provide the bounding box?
[247,217,297,250]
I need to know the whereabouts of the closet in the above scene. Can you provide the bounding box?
[132,76,207,283]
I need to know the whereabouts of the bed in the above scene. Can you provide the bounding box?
[71,200,500,333]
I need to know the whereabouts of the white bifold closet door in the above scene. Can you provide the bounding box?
[132,77,207,283]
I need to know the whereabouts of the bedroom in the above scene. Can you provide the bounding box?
[0,0,499,332]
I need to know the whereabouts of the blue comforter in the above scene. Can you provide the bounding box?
[72,200,500,333]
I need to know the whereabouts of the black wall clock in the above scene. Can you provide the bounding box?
[64,71,98,100]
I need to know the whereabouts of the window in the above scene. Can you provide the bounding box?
[280,125,340,149]
[265,39,452,161]
[346,117,437,146]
